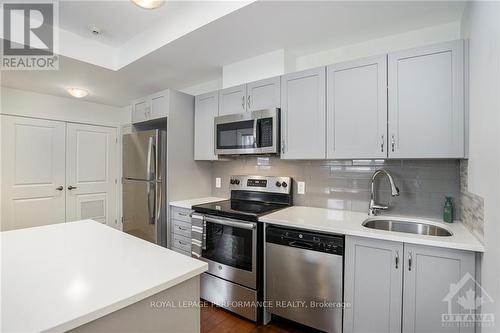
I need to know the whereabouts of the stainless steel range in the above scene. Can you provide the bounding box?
[191,175,292,321]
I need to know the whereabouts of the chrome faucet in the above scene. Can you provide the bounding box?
[368,169,400,216]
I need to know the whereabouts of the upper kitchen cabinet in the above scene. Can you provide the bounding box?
[281,67,326,159]
[218,84,246,116]
[246,76,281,111]
[388,40,465,158]
[327,55,388,159]
[194,91,219,161]
[131,90,169,124]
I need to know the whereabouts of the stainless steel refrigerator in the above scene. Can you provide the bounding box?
[122,130,166,246]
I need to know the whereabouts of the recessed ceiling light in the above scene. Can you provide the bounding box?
[131,0,165,9]
[67,88,89,98]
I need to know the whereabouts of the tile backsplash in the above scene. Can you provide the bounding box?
[459,160,484,240]
[211,158,460,220]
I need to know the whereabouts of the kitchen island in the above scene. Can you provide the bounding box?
[1,220,208,333]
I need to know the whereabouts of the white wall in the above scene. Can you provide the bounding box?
[222,49,292,88]
[461,1,500,329]
[0,87,129,126]
[182,22,461,96]
[295,21,461,70]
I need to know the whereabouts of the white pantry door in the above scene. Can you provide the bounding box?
[1,116,66,231]
[65,123,117,225]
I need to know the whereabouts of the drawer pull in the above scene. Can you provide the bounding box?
[177,212,188,217]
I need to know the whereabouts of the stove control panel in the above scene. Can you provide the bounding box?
[229,175,292,194]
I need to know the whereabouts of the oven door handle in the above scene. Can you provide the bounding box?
[204,216,256,230]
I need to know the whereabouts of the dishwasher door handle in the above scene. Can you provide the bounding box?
[288,241,313,250]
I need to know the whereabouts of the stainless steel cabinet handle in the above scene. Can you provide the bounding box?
[281,140,285,154]
[204,216,256,229]
[177,226,188,231]
[241,96,245,110]
[247,95,251,109]
[395,250,399,269]
[56,186,64,191]
[408,251,413,271]
[381,135,384,152]
[67,185,77,190]
[178,212,188,217]
[391,135,395,152]
[178,240,188,246]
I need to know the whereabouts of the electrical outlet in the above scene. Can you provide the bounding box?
[297,181,305,194]
[215,178,221,188]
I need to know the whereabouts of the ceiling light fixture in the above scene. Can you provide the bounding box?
[67,88,89,98]
[131,0,165,9]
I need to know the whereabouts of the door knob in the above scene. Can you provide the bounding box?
[67,185,77,190]
[56,186,64,191]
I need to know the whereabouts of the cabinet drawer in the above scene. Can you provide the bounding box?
[172,234,191,253]
[172,219,191,238]
[171,207,192,223]
[172,246,191,257]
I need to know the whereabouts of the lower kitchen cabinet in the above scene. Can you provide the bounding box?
[170,205,193,256]
[344,237,403,333]
[344,236,476,333]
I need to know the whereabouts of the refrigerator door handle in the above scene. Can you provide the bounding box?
[147,136,154,180]
[147,181,155,224]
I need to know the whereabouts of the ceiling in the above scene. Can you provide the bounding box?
[1,1,466,107]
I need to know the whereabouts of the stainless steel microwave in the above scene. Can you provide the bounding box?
[214,108,280,155]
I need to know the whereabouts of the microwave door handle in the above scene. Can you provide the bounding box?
[253,118,258,148]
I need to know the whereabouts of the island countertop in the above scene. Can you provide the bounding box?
[259,206,484,252]
[1,220,208,333]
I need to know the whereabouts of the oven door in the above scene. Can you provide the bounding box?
[192,214,257,289]
[214,109,279,155]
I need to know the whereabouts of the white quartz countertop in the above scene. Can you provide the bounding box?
[1,220,208,333]
[259,206,484,252]
[169,197,227,209]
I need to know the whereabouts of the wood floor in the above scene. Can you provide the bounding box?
[200,302,320,333]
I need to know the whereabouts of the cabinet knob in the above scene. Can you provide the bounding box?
[56,186,64,191]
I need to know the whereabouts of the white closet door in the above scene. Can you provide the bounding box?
[66,123,117,225]
[1,116,66,231]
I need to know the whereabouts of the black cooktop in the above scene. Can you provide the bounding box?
[192,199,288,222]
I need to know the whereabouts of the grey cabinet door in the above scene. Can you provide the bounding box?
[388,40,464,158]
[327,55,388,159]
[280,67,326,159]
[246,76,280,111]
[344,236,403,333]
[194,91,218,160]
[402,244,475,333]
[218,84,246,116]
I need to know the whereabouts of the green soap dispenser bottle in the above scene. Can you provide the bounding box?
[443,196,454,223]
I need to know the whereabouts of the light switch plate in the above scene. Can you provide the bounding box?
[297,181,305,194]
[215,178,221,188]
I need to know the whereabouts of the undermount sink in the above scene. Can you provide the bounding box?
[362,219,453,237]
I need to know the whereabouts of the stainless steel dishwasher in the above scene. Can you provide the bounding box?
[265,225,344,333]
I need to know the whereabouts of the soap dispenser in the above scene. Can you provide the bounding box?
[443,196,454,223]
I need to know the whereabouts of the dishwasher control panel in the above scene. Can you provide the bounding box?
[266,225,344,255]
